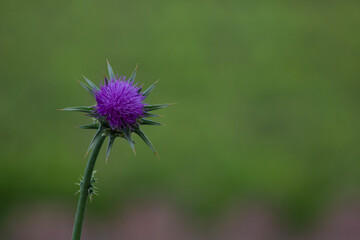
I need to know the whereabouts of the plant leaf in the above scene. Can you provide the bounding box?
[140,119,162,126]
[144,104,170,112]
[122,126,136,155]
[134,128,158,157]
[78,81,94,96]
[107,60,115,80]
[142,80,159,98]
[143,112,161,118]
[61,106,94,113]
[88,126,103,152]
[78,123,99,129]
[128,63,138,83]
[105,135,116,161]
[83,76,99,91]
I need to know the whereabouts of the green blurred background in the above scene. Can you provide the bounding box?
[1,0,360,229]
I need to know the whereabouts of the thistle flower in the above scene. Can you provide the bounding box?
[94,76,145,130]
[63,61,171,240]
[63,61,171,160]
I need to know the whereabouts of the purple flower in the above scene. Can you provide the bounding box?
[63,61,171,159]
[94,76,145,130]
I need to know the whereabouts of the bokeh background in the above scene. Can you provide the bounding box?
[1,0,360,239]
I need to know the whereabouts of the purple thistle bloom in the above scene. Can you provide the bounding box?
[63,61,171,158]
[94,76,145,130]
[64,62,171,240]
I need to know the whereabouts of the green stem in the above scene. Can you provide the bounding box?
[71,135,106,240]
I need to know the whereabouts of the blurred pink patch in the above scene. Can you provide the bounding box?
[310,199,360,240]
[4,203,74,240]
[210,203,287,240]
[108,199,199,240]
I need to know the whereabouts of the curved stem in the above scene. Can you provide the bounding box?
[71,135,106,240]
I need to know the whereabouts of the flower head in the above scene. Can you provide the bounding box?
[63,61,171,160]
[94,76,145,130]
